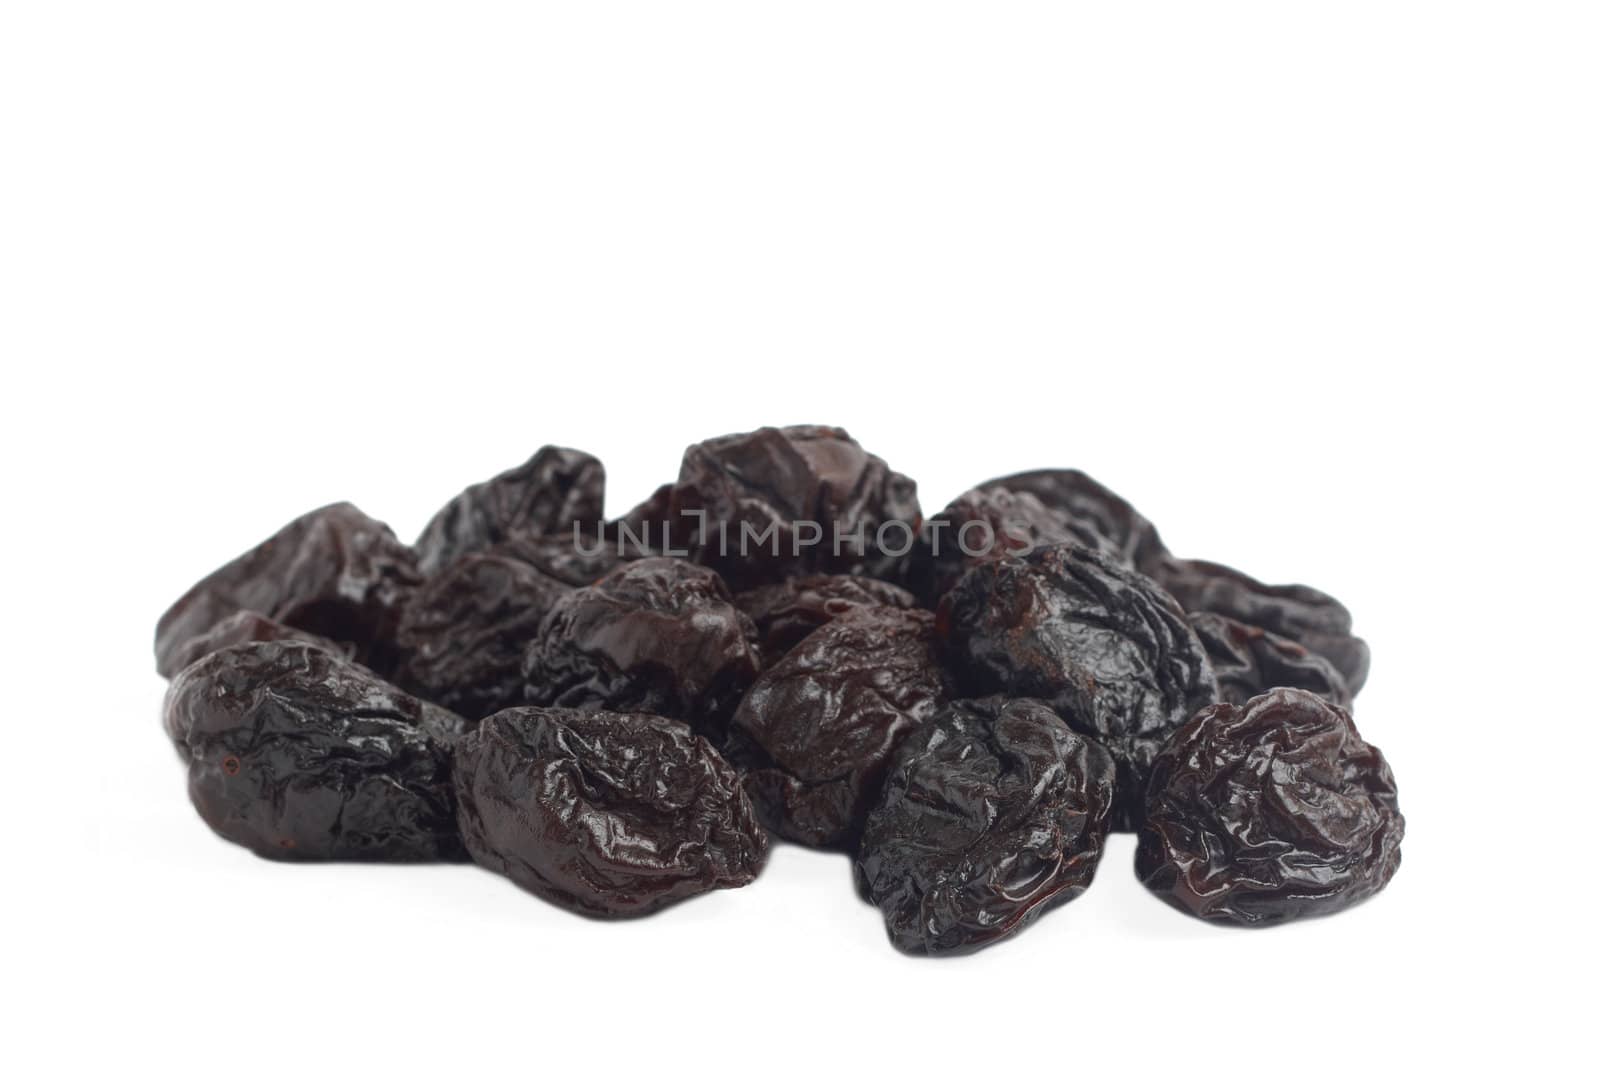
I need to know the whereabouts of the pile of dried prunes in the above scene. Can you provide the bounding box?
[156,426,1403,955]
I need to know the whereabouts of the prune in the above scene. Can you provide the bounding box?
[154,502,421,678]
[938,544,1218,830]
[978,468,1169,570]
[728,606,947,848]
[854,696,1116,956]
[1189,611,1351,707]
[452,706,769,918]
[165,609,351,678]
[905,486,1119,605]
[414,446,605,576]
[521,557,762,735]
[667,425,921,589]
[163,640,467,861]
[1137,687,1403,925]
[393,553,571,720]
[494,531,633,587]
[733,573,919,660]
[1149,557,1370,695]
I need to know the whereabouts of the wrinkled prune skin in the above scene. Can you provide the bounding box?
[165,609,351,678]
[977,468,1169,571]
[163,641,467,861]
[727,606,948,849]
[521,558,762,735]
[414,446,605,576]
[1189,611,1351,707]
[1137,687,1403,925]
[393,554,571,720]
[453,707,769,918]
[905,486,1119,605]
[1150,557,1370,695]
[854,696,1116,956]
[154,503,422,679]
[938,544,1218,831]
[494,531,633,587]
[734,574,919,661]
[667,425,921,589]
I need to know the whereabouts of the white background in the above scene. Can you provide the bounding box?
[3,3,1595,1064]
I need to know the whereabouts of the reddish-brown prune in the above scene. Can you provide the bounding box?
[666,425,921,589]
[165,609,352,678]
[393,553,570,720]
[727,606,948,849]
[938,544,1218,831]
[521,557,762,735]
[1189,611,1351,707]
[905,486,1119,605]
[1137,687,1403,925]
[153,503,422,678]
[414,446,605,576]
[1149,557,1370,695]
[163,641,467,861]
[733,573,919,661]
[854,696,1116,956]
[452,707,769,918]
[977,468,1169,571]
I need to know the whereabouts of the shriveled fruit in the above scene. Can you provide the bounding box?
[164,609,351,678]
[452,707,769,917]
[1137,687,1403,925]
[163,641,467,861]
[977,468,1169,570]
[733,573,918,661]
[854,696,1116,956]
[1189,610,1351,706]
[728,606,947,848]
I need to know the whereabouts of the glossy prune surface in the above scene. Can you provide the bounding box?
[452,707,769,918]
[521,557,762,735]
[733,573,919,661]
[393,553,571,720]
[938,544,1218,830]
[977,468,1169,570]
[163,641,466,861]
[414,446,605,576]
[1188,611,1351,707]
[728,606,947,849]
[165,609,351,678]
[1137,687,1403,925]
[854,696,1116,956]
[153,503,421,678]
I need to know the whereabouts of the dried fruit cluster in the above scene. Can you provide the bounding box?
[156,425,1403,954]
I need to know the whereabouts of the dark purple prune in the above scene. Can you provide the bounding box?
[733,573,919,661]
[393,553,571,720]
[154,502,422,679]
[494,531,633,587]
[452,706,769,918]
[163,641,467,861]
[938,544,1218,831]
[1137,687,1403,925]
[521,557,762,735]
[977,468,1169,570]
[905,486,1119,605]
[165,609,352,678]
[1189,611,1351,707]
[414,446,605,576]
[1149,557,1370,695]
[727,606,948,849]
[854,696,1116,956]
[667,425,921,589]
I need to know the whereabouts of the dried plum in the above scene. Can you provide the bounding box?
[728,606,947,848]
[452,707,769,917]
[1189,611,1351,707]
[163,641,467,861]
[1150,557,1370,695]
[393,553,570,720]
[414,446,605,576]
[521,557,762,735]
[854,696,1116,956]
[153,503,421,678]
[1137,687,1403,925]
[734,573,918,660]
[165,609,351,678]
[978,468,1169,570]
[667,425,920,589]
[938,544,1218,830]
